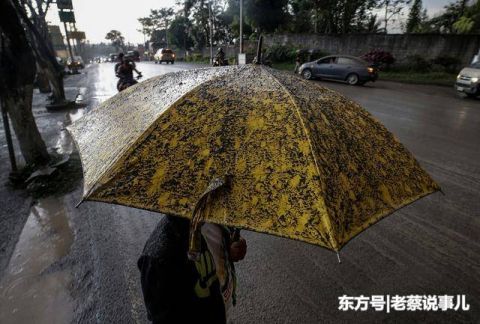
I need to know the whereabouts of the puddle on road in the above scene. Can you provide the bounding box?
[68,109,85,124]
[54,129,74,156]
[54,109,85,156]
[0,197,74,324]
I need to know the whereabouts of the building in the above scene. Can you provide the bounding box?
[48,25,68,58]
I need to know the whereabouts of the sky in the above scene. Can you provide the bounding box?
[46,0,454,44]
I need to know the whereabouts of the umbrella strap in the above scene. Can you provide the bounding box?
[188,177,228,261]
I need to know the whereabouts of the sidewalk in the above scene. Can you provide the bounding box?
[0,64,153,323]
[0,69,86,320]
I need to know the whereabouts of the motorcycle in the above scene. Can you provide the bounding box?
[117,74,142,92]
[212,57,229,67]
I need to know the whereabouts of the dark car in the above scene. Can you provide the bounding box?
[298,55,378,85]
[125,50,140,62]
[109,53,118,62]
[67,56,85,69]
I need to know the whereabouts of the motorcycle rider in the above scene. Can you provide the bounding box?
[115,53,142,91]
[117,58,136,91]
[214,47,226,66]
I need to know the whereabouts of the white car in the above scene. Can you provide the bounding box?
[154,48,175,64]
[455,62,480,98]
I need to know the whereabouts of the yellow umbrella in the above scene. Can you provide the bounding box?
[68,64,439,254]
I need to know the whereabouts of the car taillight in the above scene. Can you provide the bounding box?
[367,67,375,73]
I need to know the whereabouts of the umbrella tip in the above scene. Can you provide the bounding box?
[75,199,84,208]
[336,251,342,264]
[254,35,263,65]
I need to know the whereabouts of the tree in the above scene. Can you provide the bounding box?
[183,1,210,49]
[16,0,67,105]
[365,14,382,32]
[289,0,314,33]
[425,0,469,33]
[0,0,49,166]
[453,0,480,33]
[406,0,422,33]
[105,30,125,52]
[168,16,194,50]
[290,0,378,34]
[377,0,410,33]
[245,0,289,33]
[138,8,175,47]
[453,15,474,33]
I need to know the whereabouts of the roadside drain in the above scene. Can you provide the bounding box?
[0,197,74,323]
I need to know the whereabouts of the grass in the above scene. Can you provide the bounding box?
[272,61,457,87]
[188,59,457,87]
[379,71,457,87]
[272,62,296,72]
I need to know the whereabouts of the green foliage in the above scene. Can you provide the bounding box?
[288,0,313,33]
[264,46,328,63]
[185,53,207,63]
[423,0,480,34]
[403,55,432,72]
[136,0,480,53]
[168,16,194,49]
[385,54,460,74]
[105,30,124,51]
[265,45,297,62]
[138,8,175,43]
[453,16,475,33]
[245,0,289,33]
[377,0,411,32]
[431,56,461,73]
[406,0,423,33]
[380,71,457,86]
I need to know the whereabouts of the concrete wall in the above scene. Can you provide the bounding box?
[263,33,480,65]
[200,34,480,65]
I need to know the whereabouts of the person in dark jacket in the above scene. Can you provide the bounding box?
[138,215,246,324]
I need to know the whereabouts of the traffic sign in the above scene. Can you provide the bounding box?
[57,0,73,10]
[68,31,86,40]
[59,11,75,23]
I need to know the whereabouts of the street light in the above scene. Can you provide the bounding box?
[209,1,213,64]
[239,0,243,54]
[238,0,246,64]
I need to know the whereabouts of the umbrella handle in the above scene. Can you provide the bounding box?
[188,177,229,260]
[231,228,241,242]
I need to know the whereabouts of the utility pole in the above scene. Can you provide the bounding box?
[209,1,213,64]
[63,21,74,59]
[0,100,17,173]
[239,0,243,54]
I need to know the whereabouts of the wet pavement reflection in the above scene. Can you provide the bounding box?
[0,62,200,324]
[0,197,74,324]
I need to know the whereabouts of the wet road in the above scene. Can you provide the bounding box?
[3,61,479,323]
[76,62,479,323]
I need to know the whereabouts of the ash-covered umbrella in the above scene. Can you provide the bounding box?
[68,51,439,256]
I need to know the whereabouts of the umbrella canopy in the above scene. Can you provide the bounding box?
[68,64,439,252]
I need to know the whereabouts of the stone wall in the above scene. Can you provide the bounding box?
[202,34,480,65]
[264,33,480,65]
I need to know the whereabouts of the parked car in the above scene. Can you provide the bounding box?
[67,56,85,69]
[154,48,175,64]
[125,50,140,62]
[109,53,118,62]
[455,62,480,98]
[298,55,378,85]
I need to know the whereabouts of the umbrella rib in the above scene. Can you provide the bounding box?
[262,67,339,251]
